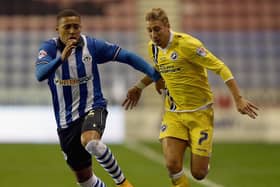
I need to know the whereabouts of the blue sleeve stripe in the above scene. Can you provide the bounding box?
[36,61,49,65]
[112,47,121,61]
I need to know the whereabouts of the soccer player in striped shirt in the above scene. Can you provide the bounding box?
[122,8,259,187]
[35,9,161,187]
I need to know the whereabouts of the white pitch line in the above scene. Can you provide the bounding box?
[124,142,224,187]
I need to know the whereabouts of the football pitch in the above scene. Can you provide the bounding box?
[0,142,279,187]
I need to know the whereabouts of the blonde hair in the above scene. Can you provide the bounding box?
[145,8,170,26]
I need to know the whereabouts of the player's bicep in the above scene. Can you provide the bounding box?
[36,50,53,65]
[94,39,120,63]
[184,43,226,73]
[36,41,57,65]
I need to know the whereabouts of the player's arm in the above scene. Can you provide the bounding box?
[115,48,163,109]
[225,79,259,119]
[199,51,259,119]
[201,54,259,119]
[93,38,161,81]
[212,61,259,119]
[115,48,161,81]
[122,76,165,110]
[35,41,62,81]
[61,39,78,61]
[35,56,61,81]
[198,52,259,118]
[122,75,153,110]
[183,39,259,118]
[35,39,77,81]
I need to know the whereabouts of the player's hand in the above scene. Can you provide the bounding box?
[155,78,165,95]
[122,87,142,110]
[61,39,78,61]
[235,97,259,119]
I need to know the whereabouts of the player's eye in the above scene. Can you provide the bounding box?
[72,24,80,29]
[153,27,161,32]
[147,27,161,33]
[63,25,71,30]
[63,24,80,30]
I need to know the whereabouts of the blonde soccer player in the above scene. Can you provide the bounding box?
[122,8,259,187]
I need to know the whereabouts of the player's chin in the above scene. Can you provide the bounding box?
[152,39,160,46]
[154,41,161,46]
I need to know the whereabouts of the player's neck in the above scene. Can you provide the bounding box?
[160,31,173,49]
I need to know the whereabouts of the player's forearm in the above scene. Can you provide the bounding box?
[135,75,153,89]
[225,79,243,102]
[35,56,61,81]
[116,48,161,81]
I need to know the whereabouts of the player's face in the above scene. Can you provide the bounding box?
[146,20,170,48]
[57,16,81,45]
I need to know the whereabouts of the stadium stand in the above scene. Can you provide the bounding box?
[0,0,138,105]
[180,0,280,89]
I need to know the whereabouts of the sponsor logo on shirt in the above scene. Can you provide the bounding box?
[160,124,167,132]
[38,50,47,59]
[55,76,92,86]
[196,47,207,57]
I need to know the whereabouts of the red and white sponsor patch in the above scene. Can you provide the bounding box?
[38,50,47,59]
[196,47,207,57]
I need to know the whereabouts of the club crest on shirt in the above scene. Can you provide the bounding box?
[170,51,178,60]
[38,50,47,59]
[160,124,167,132]
[82,54,92,63]
[196,47,207,57]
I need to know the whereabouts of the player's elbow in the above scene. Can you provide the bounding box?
[35,71,46,82]
[35,64,49,81]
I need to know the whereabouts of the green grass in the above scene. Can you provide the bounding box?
[208,143,280,187]
[0,142,279,187]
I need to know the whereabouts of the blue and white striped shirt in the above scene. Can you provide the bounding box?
[36,35,160,129]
